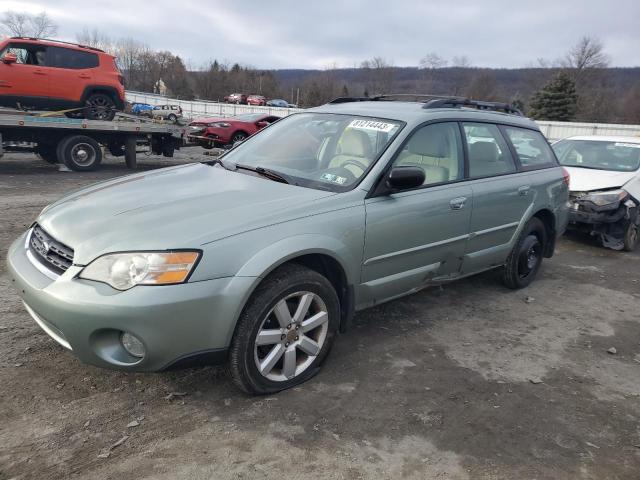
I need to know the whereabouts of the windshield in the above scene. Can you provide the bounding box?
[553,139,640,172]
[218,112,404,191]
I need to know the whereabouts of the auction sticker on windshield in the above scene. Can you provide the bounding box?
[348,119,395,133]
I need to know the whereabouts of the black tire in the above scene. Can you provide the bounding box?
[36,143,58,164]
[57,135,103,171]
[229,264,340,395]
[201,135,216,150]
[85,93,116,121]
[502,217,546,289]
[124,136,137,169]
[167,114,177,123]
[162,142,175,158]
[231,131,248,144]
[623,222,638,252]
[107,143,125,157]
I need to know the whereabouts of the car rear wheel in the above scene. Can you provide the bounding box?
[168,114,177,123]
[623,222,638,252]
[502,217,546,289]
[231,132,247,144]
[57,135,103,171]
[85,93,116,121]
[229,264,340,394]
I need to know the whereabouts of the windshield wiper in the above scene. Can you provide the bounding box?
[205,157,233,171]
[232,163,292,184]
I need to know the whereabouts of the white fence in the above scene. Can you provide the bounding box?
[125,91,301,118]
[125,91,640,142]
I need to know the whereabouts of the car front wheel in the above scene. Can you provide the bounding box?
[229,264,340,394]
[623,222,638,252]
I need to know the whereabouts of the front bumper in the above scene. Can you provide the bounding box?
[6,232,255,372]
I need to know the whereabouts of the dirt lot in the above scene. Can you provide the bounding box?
[1,150,639,480]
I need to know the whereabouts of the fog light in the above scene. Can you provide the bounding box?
[120,332,145,358]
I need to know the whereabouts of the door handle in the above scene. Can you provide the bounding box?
[78,73,91,79]
[33,69,47,75]
[518,185,531,196]
[449,196,467,210]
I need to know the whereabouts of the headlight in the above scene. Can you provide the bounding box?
[210,122,230,128]
[79,251,200,290]
[579,189,628,208]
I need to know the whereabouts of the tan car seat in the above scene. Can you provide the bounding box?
[329,129,374,177]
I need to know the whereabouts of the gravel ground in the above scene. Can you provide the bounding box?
[1,150,639,480]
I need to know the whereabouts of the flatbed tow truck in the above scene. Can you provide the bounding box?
[0,108,186,171]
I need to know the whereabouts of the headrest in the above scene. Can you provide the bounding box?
[340,129,373,157]
[408,130,448,157]
[470,141,500,162]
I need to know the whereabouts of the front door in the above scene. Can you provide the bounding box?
[0,42,49,108]
[360,122,472,307]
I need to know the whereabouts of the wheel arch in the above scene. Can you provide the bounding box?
[531,208,556,258]
[80,86,125,110]
[234,238,358,334]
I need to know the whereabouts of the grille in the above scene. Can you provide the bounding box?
[29,225,74,274]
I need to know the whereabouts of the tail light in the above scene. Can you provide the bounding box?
[118,75,124,86]
[562,167,570,187]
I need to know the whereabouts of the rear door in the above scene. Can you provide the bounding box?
[361,122,472,306]
[461,122,534,273]
[0,42,49,108]
[46,46,98,105]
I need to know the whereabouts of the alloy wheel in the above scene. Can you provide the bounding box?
[254,291,329,382]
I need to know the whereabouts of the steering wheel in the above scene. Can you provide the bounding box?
[339,158,369,173]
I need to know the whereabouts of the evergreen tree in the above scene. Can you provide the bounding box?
[528,73,578,121]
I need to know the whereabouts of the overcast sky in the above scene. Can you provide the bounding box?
[2,0,640,69]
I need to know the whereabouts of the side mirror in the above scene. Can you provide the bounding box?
[2,53,18,64]
[256,121,268,129]
[386,166,425,191]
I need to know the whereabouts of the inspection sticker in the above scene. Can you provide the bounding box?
[321,173,348,185]
[348,119,395,133]
[614,142,640,149]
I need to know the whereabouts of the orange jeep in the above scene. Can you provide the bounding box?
[0,37,125,121]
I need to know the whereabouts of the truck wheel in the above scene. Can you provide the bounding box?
[85,93,116,121]
[125,136,137,169]
[107,143,125,157]
[162,142,175,158]
[57,135,103,171]
[623,223,638,252]
[36,144,58,164]
[502,217,546,289]
[229,264,340,394]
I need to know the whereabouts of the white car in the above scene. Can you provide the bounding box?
[146,104,183,122]
[553,135,640,251]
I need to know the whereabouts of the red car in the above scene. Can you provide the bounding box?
[246,95,266,106]
[0,37,125,120]
[188,113,280,148]
[224,93,247,104]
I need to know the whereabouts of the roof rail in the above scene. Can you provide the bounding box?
[9,37,105,53]
[422,97,523,116]
[327,94,522,116]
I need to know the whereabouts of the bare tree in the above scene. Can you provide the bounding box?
[76,28,114,52]
[451,55,472,68]
[565,36,609,71]
[360,57,394,95]
[420,53,447,70]
[1,10,57,38]
[29,11,57,38]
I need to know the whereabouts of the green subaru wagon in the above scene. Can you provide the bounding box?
[7,96,569,394]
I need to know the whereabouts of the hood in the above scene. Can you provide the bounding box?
[190,117,225,126]
[564,166,638,192]
[38,163,337,264]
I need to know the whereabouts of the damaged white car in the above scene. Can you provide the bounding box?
[553,136,640,251]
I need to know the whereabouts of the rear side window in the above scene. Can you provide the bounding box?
[463,123,516,178]
[47,46,99,69]
[503,127,556,168]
